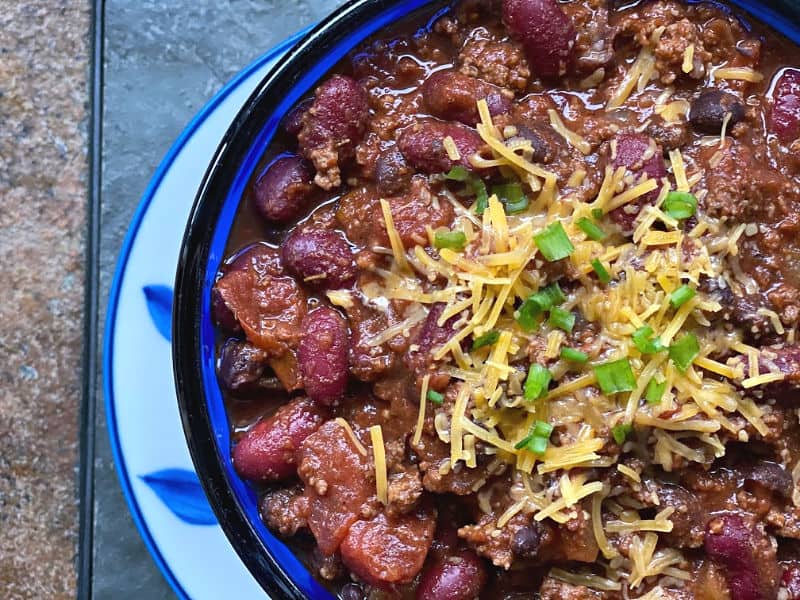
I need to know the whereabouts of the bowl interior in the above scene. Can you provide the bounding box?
[175,0,800,598]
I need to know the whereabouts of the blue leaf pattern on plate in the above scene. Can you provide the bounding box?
[140,469,217,525]
[143,285,173,341]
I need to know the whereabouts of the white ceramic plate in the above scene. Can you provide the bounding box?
[103,30,308,600]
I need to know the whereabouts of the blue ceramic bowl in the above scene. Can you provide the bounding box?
[173,1,800,598]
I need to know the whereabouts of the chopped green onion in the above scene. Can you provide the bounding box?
[492,183,529,214]
[561,347,589,363]
[516,300,542,332]
[576,217,607,241]
[472,178,489,215]
[663,191,698,220]
[516,284,566,331]
[669,333,700,372]
[514,435,532,450]
[612,423,633,445]
[529,436,549,455]
[645,378,667,405]
[591,259,611,284]
[427,390,444,405]
[670,284,696,309]
[434,230,467,251]
[445,166,469,181]
[504,197,529,214]
[592,208,604,220]
[593,358,636,394]
[472,330,500,351]
[632,325,665,354]
[541,282,567,306]
[534,222,574,262]
[548,307,576,333]
[533,420,554,438]
[524,364,552,401]
[514,421,553,455]
[526,435,550,456]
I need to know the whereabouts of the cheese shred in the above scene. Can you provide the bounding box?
[370,425,388,505]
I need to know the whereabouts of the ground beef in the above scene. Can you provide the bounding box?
[458,37,530,91]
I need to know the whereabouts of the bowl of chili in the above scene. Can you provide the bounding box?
[174,0,800,598]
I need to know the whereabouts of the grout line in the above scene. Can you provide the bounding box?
[77,0,105,598]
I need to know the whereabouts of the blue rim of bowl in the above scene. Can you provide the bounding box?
[172,1,800,599]
[103,28,310,600]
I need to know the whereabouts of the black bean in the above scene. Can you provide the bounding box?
[512,523,542,558]
[689,89,745,134]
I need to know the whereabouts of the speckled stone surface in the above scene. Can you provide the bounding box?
[95,1,343,597]
[0,1,90,599]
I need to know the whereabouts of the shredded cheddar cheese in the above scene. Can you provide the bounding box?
[336,418,367,456]
[682,44,695,74]
[548,109,591,155]
[442,135,461,161]
[360,98,790,583]
[714,66,765,82]
[379,198,409,272]
[370,425,388,505]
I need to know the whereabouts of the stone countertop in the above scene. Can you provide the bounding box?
[0,1,90,599]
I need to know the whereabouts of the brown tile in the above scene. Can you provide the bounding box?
[0,1,90,597]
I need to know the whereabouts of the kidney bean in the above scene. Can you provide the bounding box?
[232,396,328,482]
[730,344,800,391]
[512,122,562,163]
[298,307,349,405]
[283,98,313,137]
[502,0,576,78]
[397,121,484,174]
[299,75,370,190]
[770,68,800,144]
[211,286,240,332]
[343,295,397,382]
[297,420,374,555]
[381,181,456,249]
[218,339,278,393]
[783,563,800,600]
[741,460,793,497]
[281,227,356,290]
[404,304,458,377]
[763,344,800,388]
[705,513,779,600]
[416,548,488,600]
[690,88,745,134]
[375,146,413,195]
[227,242,284,276]
[340,503,436,587]
[252,154,315,223]
[339,583,365,600]
[655,483,705,549]
[422,70,511,126]
[609,133,667,233]
[214,245,306,357]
